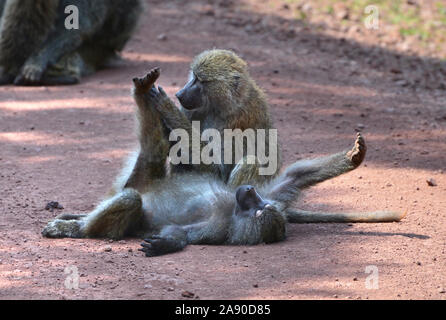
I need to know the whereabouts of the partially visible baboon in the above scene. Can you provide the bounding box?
[0,0,143,85]
[41,69,404,257]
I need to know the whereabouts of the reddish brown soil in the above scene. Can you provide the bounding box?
[0,0,445,300]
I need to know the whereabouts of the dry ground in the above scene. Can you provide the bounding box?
[0,0,445,299]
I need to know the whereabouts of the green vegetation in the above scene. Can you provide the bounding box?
[269,0,446,56]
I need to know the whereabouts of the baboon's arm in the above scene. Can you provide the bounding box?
[140,225,188,257]
[149,86,216,174]
[140,219,228,257]
[153,87,193,132]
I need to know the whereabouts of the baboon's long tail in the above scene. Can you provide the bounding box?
[285,209,406,223]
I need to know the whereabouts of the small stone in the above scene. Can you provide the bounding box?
[157,34,167,41]
[181,291,195,298]
[426,179,437,187]
[104,246,112,252]
[45,201,64,212]
[253,284,259,288]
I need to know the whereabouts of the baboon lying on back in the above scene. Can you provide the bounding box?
[0,0,143,85]
[42,69,404,257]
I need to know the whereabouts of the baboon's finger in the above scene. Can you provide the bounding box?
[140,241,152,248]
[158,86,167,97]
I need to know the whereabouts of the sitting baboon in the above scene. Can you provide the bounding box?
[42,69,404,257]
[128,49,281,187]
[0,0,143,85]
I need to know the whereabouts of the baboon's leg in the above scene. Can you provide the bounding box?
[13,12,106,85]
[267,134,405,222]
[266,133,365,206]
[121,68,170,193]
[42,189,143,239]
[42,70,172,239]
[80,188,143,239]
[280,133,366,191]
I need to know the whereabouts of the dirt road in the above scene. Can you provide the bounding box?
[0,0,445,299]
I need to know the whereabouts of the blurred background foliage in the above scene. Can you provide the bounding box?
[241,0,446,59]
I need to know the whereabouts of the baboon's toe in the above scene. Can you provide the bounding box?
[347,133,367,167]
[133,67,161,93]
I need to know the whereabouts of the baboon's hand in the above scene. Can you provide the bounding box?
[150,86,175,112]
[132,67,160,95]
[14,61,46,86]
[148,86,170,107]
[139,235,182,257]
[346,133,367,167]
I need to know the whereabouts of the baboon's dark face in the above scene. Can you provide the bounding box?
[176,72,205,110]
[231,186,286,245]
[235,185,272,218]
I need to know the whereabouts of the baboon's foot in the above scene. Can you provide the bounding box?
[132,67,160,95]
[346,133,366,167]
[42,219,84,238]
[41,75,80,86]
[14,62,45,86]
